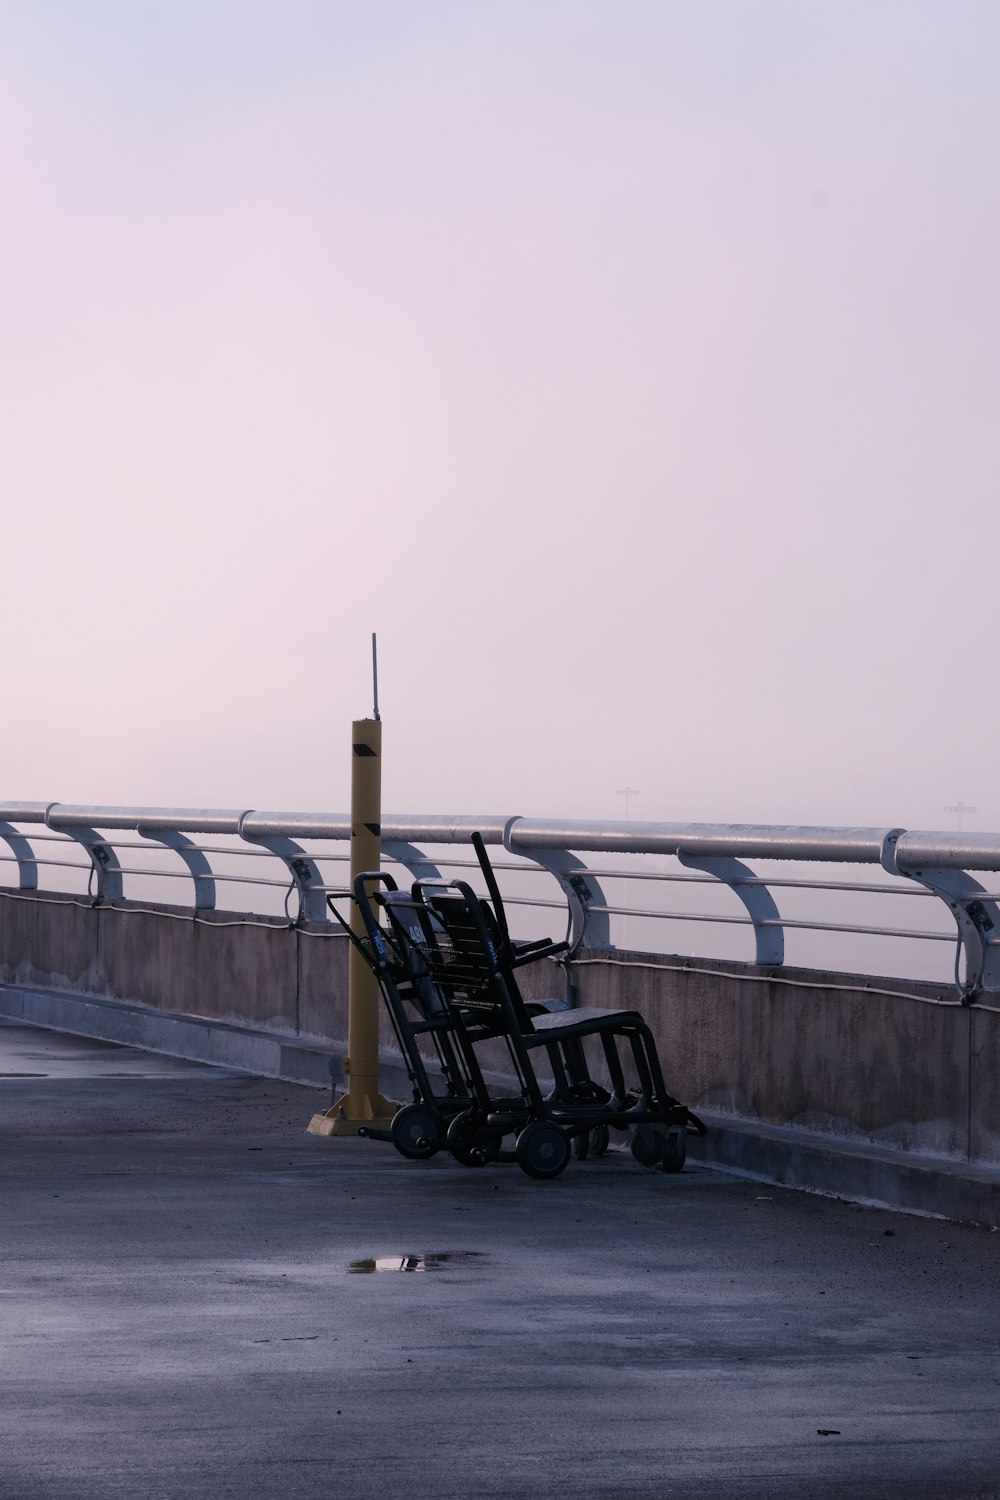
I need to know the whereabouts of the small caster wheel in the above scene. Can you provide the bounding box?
[589,1124,611,1157]
[660,1127,686,1173]
[452,1146,489,1167]
[573,1131,590,1161]
[389,1104,441,1160]
[446,1108,494,1164]
[630,1125,662,1166]
[516,1121,571,1180]
[446,1108,479,1149]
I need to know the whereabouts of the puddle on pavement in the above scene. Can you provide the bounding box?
[346,1252,488,1275]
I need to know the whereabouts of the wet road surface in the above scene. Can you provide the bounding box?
[2,1019,999,1500]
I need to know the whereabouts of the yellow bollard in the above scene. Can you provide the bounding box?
[308,714,397,1137]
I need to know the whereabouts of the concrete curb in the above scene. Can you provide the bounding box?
[4,980,999,1226]
[688,1115,1000,1227]
[0,982,350,1094]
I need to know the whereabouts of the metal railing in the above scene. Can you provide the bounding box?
[1,803,999,999]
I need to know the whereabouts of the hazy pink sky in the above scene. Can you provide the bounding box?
[3,1,999,831]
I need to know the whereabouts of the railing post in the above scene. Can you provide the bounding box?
[382,841,443,883]
[676,852,784,966]
[504,819,612,953]
[884,830,1000,999]
[45,809,123,904]
[0,822,38,892]
[137,826,217,911]
[238,820,327,924]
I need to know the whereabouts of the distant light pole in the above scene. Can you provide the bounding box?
[945,800,977,832]
[617,786,639,820]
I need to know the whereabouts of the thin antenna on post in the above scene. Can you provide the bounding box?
[371,632,380,721]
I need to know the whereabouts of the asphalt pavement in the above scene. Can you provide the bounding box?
[2,1018,999,1500]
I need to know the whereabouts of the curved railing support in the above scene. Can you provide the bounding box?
[0,821,38,891]
[883,829,1000,999]
[138,826,216,911]
[505,819,612,952]
[382,841,443,884]
[45,813,124,904]
[676,852,784,967]
[238,817,327,924]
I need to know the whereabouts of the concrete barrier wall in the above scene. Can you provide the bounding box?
[0,891,351,1046]
[516,947,991,1170]
[2,888,994,1171]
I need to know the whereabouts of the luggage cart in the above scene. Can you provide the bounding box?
[335,834,705,1179]
[330,834,607,1166]
[414,874,705,1178]
[329,873,494,1162]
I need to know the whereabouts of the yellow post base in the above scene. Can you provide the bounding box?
[307,1092,398,1137]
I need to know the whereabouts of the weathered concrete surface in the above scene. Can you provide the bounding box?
[2,889,997,1214]
[971,1005,1000,1166]
[687,1115,1000,1228]
[2,1020,1000,1500]
[95,904,197,1016]
[551,954,763,1114]
[296,921,350,1041]
[566,952,980,1164]
[0,984,340,1089]
[0,892,96,994]
[0,891,351,1043]
[190,910,299,1031]
[749,980,968,1154]
[6,980,1000,1226]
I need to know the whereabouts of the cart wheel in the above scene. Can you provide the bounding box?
[630,1125,662,1167]
[445,1108,479,1149]
[659,1127,686,1174]
[452,1146,489,1167]
[389,1104,441,1160]
[573,1131,590,1161]
[446,1108,507,1165]
[589,1123,611,1157]
[516,1122,571,1180]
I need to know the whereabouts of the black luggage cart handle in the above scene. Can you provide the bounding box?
[325,870,399,971]
[471,831,570,968]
